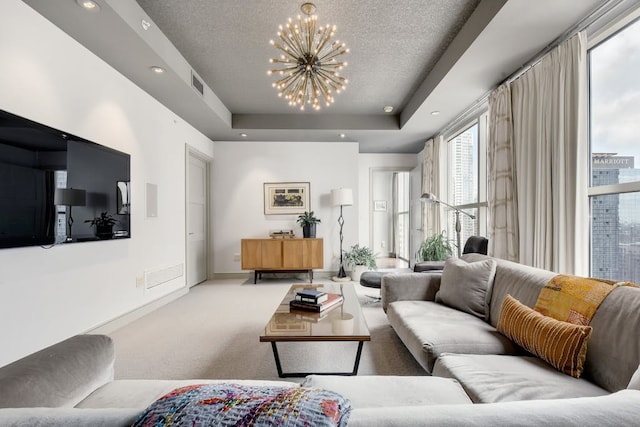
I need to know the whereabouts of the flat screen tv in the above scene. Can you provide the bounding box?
[0,108,131,249]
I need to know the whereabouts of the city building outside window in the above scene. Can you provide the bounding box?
[589,15,640,281]
[445,114,488,254]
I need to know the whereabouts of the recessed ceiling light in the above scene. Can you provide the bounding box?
[431,110,441,116]
[339,133,346,139]
[150,66,165,74]
[76,0,100,12]
[141,19,152,31]
[383,106,394,113]
[240,133,248,138]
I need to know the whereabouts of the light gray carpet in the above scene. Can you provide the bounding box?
[109,277,425,382]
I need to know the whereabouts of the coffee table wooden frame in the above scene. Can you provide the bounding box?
[259,283,371,378]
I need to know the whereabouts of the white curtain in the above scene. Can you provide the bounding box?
[487,83,519,261]
[422,137,441,238]
[510,33,588,275]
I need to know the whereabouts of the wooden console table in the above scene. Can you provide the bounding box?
[241,238,323,283]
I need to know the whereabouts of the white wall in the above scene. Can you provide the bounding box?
[0,0,213,367]
[212,141,359,274]
[358,154,419,249]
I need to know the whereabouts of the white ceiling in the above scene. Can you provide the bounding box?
[23,0,605,153]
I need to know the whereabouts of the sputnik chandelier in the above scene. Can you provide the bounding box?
[268,2,349,111]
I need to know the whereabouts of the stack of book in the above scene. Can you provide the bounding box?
[289,289,343,313]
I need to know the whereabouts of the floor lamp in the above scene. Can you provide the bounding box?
[54,188,86,242]
[421,192,475,257]
[331,188,353,282]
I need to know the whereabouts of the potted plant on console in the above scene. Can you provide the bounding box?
[343,244,377,282]
[85,212,118,240]
[296,211,321,238]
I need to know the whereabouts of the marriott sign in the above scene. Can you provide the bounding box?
[592,154,635,169]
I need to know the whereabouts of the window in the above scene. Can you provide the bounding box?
[395,172,410,261]
[589,15,640,281]
[445,114,488,254]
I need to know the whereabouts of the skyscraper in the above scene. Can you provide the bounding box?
[591,153,639,281]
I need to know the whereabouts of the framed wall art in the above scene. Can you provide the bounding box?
[374,200,387,211]
[264,182,310,215]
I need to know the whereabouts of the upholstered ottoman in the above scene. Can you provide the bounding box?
[413,261,446,272]
[360,271,385,302]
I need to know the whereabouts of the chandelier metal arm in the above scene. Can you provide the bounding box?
[312,78,331,105]
[278,33,302,58]
[319,47,347,63]
[276,74,303,95]
[316,68,346,89]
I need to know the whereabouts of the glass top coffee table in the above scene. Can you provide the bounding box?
[259,282,371,378]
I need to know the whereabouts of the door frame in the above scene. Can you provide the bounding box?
[185,145,212,287]
[368,166,413,264]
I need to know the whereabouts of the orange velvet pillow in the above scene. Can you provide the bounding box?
[497,294,592,378]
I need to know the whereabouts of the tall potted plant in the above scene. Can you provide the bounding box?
[417,231,454,261]
[296,211,321,238]
[343,244,377,282]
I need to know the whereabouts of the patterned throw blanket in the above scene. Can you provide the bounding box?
[534,274,635,325]
[132,383,351,427]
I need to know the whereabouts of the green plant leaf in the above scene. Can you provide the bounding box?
[343,244,377,269]
[296,211,321,226]
[417,231,453,261]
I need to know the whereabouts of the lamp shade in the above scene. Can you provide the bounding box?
[420,192,438,203]
[54,188,86,206]
[331,188,353,206]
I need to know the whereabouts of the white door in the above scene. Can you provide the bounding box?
[187,152,208,287]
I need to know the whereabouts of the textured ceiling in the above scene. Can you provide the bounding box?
[135,0,480,115]
[22,0,608,153]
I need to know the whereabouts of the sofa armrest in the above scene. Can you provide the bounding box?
[0,408,139,427]
[0,335,115,408]
[381,273,442,312]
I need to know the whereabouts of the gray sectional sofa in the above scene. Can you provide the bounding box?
[382,253,640,405]
[1,333,640,426]
[2,253,640,426]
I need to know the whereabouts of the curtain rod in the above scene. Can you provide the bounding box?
[437,0,625,138]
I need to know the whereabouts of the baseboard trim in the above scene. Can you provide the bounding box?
[87,287,189,335]
[210,272,252,280]
[210,271,335,280]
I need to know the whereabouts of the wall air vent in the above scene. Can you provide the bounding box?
[191,71,204,96]
[144,263,184,290]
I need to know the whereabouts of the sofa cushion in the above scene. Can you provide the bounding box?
[0,335,114,408]
[131,383,351,427]
[497,295,592,378]
[485,256,557,327]
[301,375,472,408]
[436,257,497,320]
[386,301,518,373]
[76,379,300,409]
[433,353,608,403]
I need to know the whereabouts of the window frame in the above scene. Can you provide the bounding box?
[443,111,489,251]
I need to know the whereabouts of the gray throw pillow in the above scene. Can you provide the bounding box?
[435,257,497,320]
